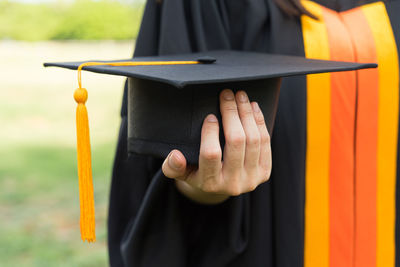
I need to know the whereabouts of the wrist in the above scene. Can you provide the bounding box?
[175,180,230,205]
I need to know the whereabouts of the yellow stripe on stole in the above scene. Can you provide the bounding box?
[301,1,331,266]
[362,3,399,267]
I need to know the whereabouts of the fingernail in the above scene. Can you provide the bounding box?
[206,114,218,122]
[168,151,182,170]
[222,89,234,100]
[252,102,260,112]
[238,91,248,103]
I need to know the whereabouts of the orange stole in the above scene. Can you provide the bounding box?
[362,3,399,267]
[301,2,331,266]
[342,8,379,267]
[323,7,357,267]
[301,1,399,267]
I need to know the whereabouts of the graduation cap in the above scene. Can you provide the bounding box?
[44,50,376,242]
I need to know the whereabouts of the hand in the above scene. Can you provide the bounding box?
[162,89,272,204]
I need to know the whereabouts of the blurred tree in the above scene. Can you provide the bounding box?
[0,0,144,41]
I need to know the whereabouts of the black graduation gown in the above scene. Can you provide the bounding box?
[107,0,400,266]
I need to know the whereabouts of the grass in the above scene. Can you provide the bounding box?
[0,0,144,41]
[0,144,113,267]
[0,40,134,266]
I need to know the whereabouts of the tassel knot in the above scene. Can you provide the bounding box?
[74,88,88,104]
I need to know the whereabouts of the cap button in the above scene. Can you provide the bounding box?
[197,56,216,64]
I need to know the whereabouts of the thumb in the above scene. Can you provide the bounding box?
[162,149,189,180]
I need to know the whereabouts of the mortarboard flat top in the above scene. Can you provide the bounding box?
[44,50,376,88]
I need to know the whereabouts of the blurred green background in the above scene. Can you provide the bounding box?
[0,0,144,266]
[0,0,144,41]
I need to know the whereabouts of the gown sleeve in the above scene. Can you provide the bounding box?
[108,115,258,267]
[108,0,274,266]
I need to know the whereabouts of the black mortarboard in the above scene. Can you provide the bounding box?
[44,50,376,241]
[45,50,376,162]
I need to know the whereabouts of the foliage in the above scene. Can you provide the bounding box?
[0,0,144,41]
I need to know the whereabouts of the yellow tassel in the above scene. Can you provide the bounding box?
[74,87,95,242]
[73,60,201,243]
